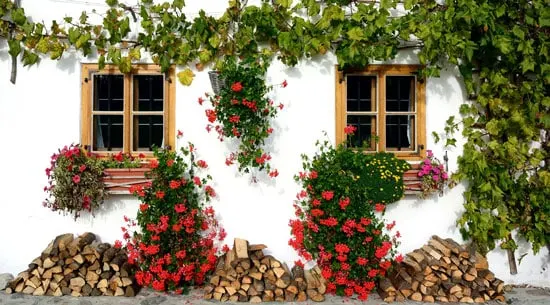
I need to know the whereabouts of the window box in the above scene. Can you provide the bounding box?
[403,164,422,195]
[103,168,151,195]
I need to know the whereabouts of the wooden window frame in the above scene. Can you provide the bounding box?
[335,65,426,161]
[80,64,176,157]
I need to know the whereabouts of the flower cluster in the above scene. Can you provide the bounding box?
[289,129,409,300]
[418,150,450,198]
[43,144,105,219]
[201,57,285,178]
[43,145,148,219]
[122,144,224,293]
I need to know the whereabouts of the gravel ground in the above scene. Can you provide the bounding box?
[1,286,549,305]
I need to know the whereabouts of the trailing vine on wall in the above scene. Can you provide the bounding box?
[1,0,549,273]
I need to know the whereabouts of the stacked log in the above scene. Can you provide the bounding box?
[5,232,139,297]
[204,238,326,302]
[378,235,506,303]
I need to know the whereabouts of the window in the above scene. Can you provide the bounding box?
[335,65,426,160]
[81,64,175,155]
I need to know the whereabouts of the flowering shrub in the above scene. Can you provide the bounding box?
[418,150,450,198]
[43,144,105,219]
[201,56,285,178]
[123,144,224,293]
[288,129,409,300]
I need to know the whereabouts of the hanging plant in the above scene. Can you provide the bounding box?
[417,150,453,199]
[201,56,286,178]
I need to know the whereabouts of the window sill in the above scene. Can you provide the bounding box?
[103,168,151,195]
[403,163,422,195]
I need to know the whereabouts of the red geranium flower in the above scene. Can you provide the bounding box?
[231,82,243,92]
[72,175,80,184]
[344,125,357,135]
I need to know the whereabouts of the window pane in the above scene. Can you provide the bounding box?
[134,75,164,111]
[386,115,415,150]
[347,75,375,112]
[133,115,164,151]
[92,115,123,151]
[346,115,376,150]
[93,75,124,111]
[386,76,415,112]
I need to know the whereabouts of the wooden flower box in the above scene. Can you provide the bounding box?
[403,163,423,195]
[103,168,151,195]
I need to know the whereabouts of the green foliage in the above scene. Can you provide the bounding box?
[289,138,409,299]
[409,0,550,256]
[43,144,105,219]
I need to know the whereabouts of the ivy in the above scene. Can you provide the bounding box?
[1,0,549,272]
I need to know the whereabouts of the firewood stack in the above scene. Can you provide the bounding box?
[204,238,326,302]
[5,232,139,297]
[378,235,506,303]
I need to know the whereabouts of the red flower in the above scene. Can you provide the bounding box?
[152,280,165,291]
[166,159,174,167]
[175,204,187,213]
[205,109,217,123]
[357,257,368,266]
[229,115,240,123]
[334,243,350,254]
[344,125,357,135]
[281,80,288,88]
[368,269,378,277]
[197,160,208,168]
[114,240,122,249]
[231,82,243,92]
[338,197,350,210]
[267,127,273,134]
[310,209,324,217]
[319,217,338,227]
[193,176,202,186]
[375,203,385,212]
[169,180,181,189]
[149,159,159,169]
[395,254,403,263]
[308,171,318,179]
[321,190,334,201]
[294,260,304,268]
[177,130,184,138]
[205,185,216,197]
[72,175,81,184]
[139,203,149,212]
[312,198,321,206]
[222,244,230,253]
[155,191,165,199]
[198,97,204,105]
[79,165,86,172]
[278,103,284,110]
[269,169,279,178]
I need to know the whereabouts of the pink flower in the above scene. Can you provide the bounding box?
[193,176,202,186]
[427,150,433,158]
[72,175,81,184]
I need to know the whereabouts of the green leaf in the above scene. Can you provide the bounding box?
[431,132,440,143]
[177,68,195,86]
[208,35,220,48]
[172,0,185,9]
[22,50,39,66]
[8,39,21,57]
[105,0,118,6]
[275,0,291,8]
[347,27,364,41]
[98,55,106,70]
[512,25,524,40]
[79,11,88,24]
[11,8,26,26]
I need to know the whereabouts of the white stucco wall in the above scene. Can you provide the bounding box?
[0,0,548,287]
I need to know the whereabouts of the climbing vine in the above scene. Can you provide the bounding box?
[1,0,549,272]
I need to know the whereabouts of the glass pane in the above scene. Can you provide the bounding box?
[93,74,124,111]
[133,115,164,151]
[386,115,415,150]
[92,115,123,151]
[346,115,376,150]
[134,75,164,111]
[386,76,415,112]
[347,75,375,112]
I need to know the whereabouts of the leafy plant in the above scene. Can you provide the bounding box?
[417,150,451,199]
[43,144,105,219]
[100,151,144,168]
[123,144,224,293]
[289,128,409,300]
[202,56,285,177]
